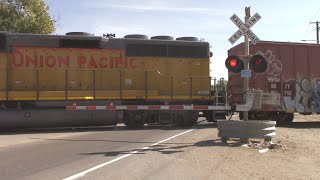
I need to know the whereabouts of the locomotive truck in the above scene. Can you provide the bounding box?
[227,41,320,124]
[0,31,227,129]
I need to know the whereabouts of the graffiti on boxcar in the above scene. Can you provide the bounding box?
[264,50,282,76]
[283,78,320,113]
[311,80,320,112]
[258,50,320,113]
[258,50,282,82]
[283,82,303,112]
[300,78,312,112]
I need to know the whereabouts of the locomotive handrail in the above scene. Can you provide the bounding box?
[1,68,211,78]
[0,68,218,101]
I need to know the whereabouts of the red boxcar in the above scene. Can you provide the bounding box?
[228,41,320,123]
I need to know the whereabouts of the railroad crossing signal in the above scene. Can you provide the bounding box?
[249,54,268,73]
[225,55,244,73]
[228,13,262,45]
[225,54,267,73]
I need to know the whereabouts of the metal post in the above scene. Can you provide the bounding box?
[170,76,173,100]
[65,70,68,100]
[93,70,96,99]
[209,77,212,100]
[190,77,193,99]
[145,71,148,99]
[317,21,319,44]
[310,21,319,44]
[213,78,216,94]
[243,7,251,121]
[5,67,9,101]
[214,78,218,105]
[119,71,122,99]
[36,69,39,100]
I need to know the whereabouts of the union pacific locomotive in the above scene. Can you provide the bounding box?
[0,32,225,129]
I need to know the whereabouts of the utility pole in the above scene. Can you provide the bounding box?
[310,21,319,44]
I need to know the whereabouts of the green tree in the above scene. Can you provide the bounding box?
[212,78,228,93]
[0,0,55,34]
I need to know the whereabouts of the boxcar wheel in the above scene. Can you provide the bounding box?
[273,112,293,125]
[284,113,294,124]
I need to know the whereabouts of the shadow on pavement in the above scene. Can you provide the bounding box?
[80,144,192,156]
[0,120,217,135]
[0,126,118,135]
[28,137,192,145]
[26,122,217,145]
[278,121,320,129]
[79,138,241,157]
[194,139,242,148]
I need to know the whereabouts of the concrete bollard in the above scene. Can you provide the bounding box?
[217,120,276,143]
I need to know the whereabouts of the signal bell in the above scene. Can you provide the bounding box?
[225,54,267,73]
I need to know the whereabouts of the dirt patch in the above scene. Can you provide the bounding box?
[169,114,320,179]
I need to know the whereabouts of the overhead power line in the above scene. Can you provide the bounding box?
[310,21,320,44]
[310,7,320,22]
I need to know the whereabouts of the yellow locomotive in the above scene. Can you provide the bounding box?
[0,32,224,129]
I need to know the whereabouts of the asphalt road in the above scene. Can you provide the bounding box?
[1,116,320,180]
[0,121,211,180]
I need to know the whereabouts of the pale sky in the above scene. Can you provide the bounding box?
[45,0,320,79]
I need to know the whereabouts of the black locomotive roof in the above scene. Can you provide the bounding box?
[0,31,209,50]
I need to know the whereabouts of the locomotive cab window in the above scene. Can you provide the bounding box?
[60,39,101,48]
[126,44,208,58]
[126,44,166,57]
[168,45,207,58]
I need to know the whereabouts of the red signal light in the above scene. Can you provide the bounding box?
[225,55,244,73]
[229,59,237,67]
[253,59,261,65]
[249,54,267,73]
[225,54,267,74]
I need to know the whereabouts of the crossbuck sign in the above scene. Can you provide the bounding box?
[228,13,261,45]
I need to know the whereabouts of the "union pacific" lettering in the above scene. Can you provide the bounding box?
[12,52,137,69]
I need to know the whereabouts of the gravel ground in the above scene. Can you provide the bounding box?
[169,113,320,180]
[87,114,320,180]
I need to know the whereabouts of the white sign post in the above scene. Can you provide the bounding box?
[223,8,272,143]
[228,8,262,125]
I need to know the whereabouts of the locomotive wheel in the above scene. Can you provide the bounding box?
[182,111,199,126]
[204,111,215,122]
[123,111,146,129]
[174,113,184,126]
